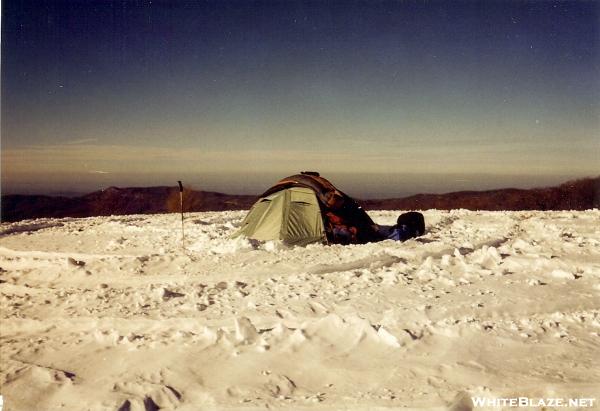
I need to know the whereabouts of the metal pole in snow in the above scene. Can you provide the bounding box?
[178,181,185,250]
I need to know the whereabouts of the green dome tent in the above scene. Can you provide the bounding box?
[232,186,327,246]
[232,172,383,246]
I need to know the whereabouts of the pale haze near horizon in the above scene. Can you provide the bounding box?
[2,2,598,198]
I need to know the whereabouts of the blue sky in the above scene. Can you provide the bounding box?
[2,1,598,197]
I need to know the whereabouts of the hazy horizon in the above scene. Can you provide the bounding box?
[1,171,593,200]
[2,1,598,196]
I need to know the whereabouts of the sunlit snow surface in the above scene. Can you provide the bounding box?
[1,210,599,410]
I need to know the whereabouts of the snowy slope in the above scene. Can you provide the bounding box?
[0,210,599,411]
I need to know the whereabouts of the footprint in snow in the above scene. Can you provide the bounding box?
[265,374,297,398]
[114,381,182,411]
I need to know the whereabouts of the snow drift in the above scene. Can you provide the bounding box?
[0,209,599,410]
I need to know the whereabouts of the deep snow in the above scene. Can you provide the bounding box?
[0,209,599,411]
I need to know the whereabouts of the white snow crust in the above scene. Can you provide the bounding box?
[1,209,599,410]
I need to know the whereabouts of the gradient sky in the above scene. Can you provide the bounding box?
[2,1,599,197]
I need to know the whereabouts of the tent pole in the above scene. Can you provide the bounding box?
[178,181,185,250]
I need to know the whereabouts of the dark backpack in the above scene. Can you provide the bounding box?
[396,211,425,238]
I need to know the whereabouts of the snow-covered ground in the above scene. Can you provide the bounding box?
[1,209,599,411]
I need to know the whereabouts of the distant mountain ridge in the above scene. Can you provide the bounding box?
[362,177,600,212]
[2,177,598,222]
[1,186,257,222]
